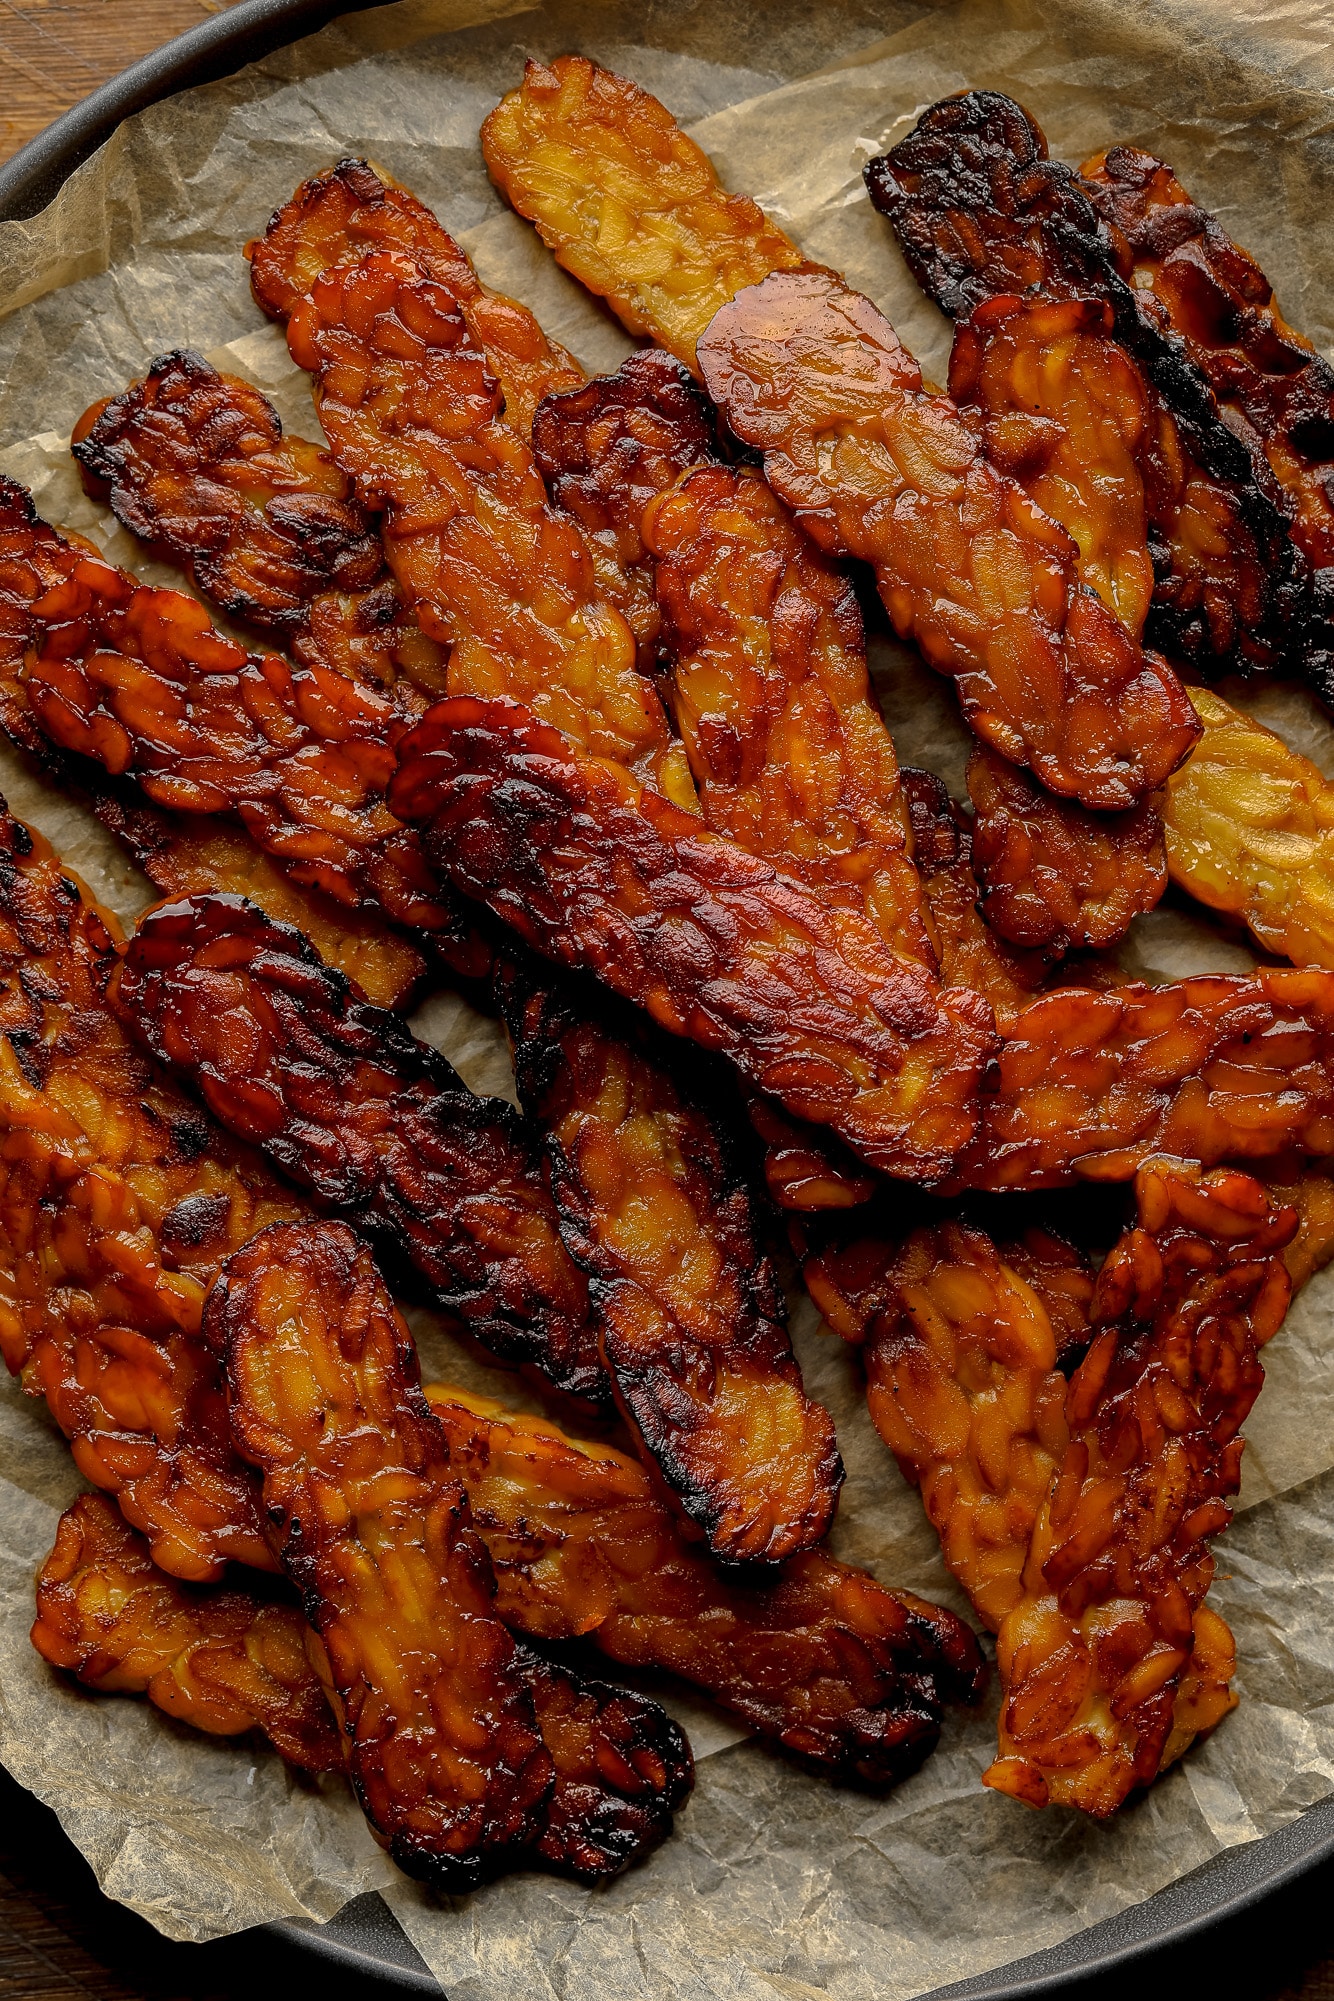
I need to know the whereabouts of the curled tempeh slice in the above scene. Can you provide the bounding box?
[72,350,449,698]
[426,1382,986,1786]
[390,694,997,1183]
[534,349,934,968]
[492,952,841,1561]
[114,892,605,1403]
[987,1157,1294,1815]
[696,266,1200,810]
[864,90,1298,679]
[953,971,1334,1190]
[1081,143,1334,696]
[32,1492,342,1770]
[0,805,299,1580]
[214,1216,555,1888]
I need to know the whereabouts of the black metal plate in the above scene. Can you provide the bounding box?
[1,5,1331,1993]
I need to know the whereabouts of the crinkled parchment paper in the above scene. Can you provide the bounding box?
[2,0,1334,1994]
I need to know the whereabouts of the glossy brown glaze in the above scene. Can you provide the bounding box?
[391,695,998,1183]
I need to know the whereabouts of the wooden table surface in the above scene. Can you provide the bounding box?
[1,3,1334,1998]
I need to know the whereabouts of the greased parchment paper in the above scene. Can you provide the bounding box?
[3,0,1334,1992]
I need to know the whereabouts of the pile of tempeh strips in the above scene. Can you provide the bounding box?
[5,57,1334,1884]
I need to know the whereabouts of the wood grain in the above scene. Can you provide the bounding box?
[0,0,240,166]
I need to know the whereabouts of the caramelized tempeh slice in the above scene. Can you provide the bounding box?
[482,56,1198,808]
[697,267,1200,810]
[33,1490,692,1879]
[115,893,605,1403]
[953,971,1334,1190]
[4,501,482,963]
[248,156,586,441]
[32,1493,342,1770]
[1162,690,1334,969]
[72,351,449,697]
[426,1383,986,1785]
[264,232,692,799]
[481,56,809,371]
[800,1196,1244,1794]
[986,1158,1293,1815]
[215,1217,554,1887]
[535,349,934,967]
[947,295,1159,644]
[967,745,1166,956]
[0,806,299,1580]
[492,954,841,1560]
[865,90,1299,678]
[0,474,432,1011]
[1082,144,1334,694]
[217,1219,695,1884]
[805,1218,1094,1632]
[391,695,997,1182]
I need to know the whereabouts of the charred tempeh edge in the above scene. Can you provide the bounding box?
[695,267,1200,810]
[114,892,606,1402]
[865,90,1303,679]
[1081,143,1334,699]
[492,951,843,1561]
[390,694,997,1183]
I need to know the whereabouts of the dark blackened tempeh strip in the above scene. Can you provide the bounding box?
[115,892,606,1403]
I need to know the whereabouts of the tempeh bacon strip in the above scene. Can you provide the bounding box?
[491,953,841,1560]
[1162,689,1334,969]
[0,805,300,1580]
[0,473,431,1012]
[213,1217,687,1887]
[481,57,809,372]
[800,1167,1265,1807]
[114,892,606,1403]
[427,1380,986,1785]
[696,266,1200,810]
[483,56,1200,809]
[390,694,997,1182]
[32,1492,343,1770]
[987,1157,1293,1814]
[864,90,1299,679]
[72,350,449,698]
[253,201,691,799]
[533,349,934,968]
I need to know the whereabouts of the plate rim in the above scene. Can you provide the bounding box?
[1,7,1331,1996]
